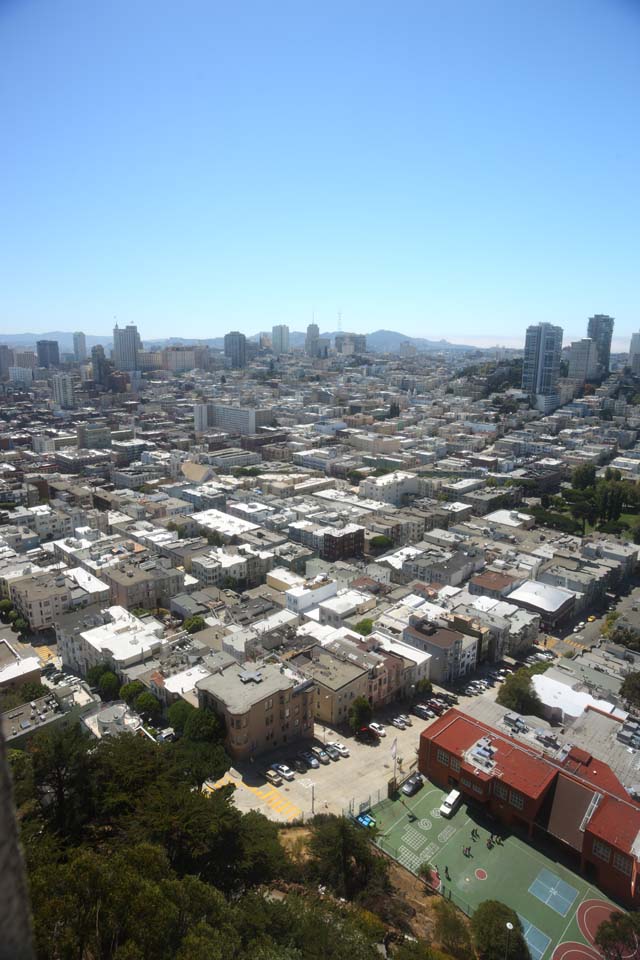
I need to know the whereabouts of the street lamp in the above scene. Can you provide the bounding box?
[505,921,514,960]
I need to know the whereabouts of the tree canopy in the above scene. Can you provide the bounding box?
[348,696,373,731]
[496,668,543,717]
[471,900,531,960]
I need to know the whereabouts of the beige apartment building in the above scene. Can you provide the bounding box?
[196,656,315,760]
[104,558,184,610]
[291,646,369,726]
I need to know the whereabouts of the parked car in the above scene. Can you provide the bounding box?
[369,722,386,737]
[356,725,379,743]
[311,745,331,764]
[356,812,376,829]
[397,713,412,726]
[391,717,407,730]
[413,704,435,719]
[271,763,295,781]
[265,769,282,786]
[401,772,424,797]
[292,758,308,773]
[439,788,462,818]
[328,740,350,757]
[324,743,341,761]
[299,751,319,768]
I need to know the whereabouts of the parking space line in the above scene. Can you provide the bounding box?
[206,772,302,821]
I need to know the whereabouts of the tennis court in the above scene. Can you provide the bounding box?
[529,868,578,917]
[370,783,621,959]
[518,914,552,960]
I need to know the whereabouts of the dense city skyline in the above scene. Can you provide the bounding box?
[1,0,639,342]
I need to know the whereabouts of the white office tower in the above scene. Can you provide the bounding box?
[522,323,563,413]
[194,402,212,435]
[52,373,75,409]
[568,338,598,382]
[272,324,290,355]
[305,323,320,357]
[73,331,87,363]
[112,323,140,371]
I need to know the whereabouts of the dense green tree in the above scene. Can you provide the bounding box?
[87,662,111,686]
[496,669,543,717]
[184,615,206,634]
[0,679,48,711]
[307,815,389,901]
[167,699,196,734]
[183,707,223,743]
[471,900,531,960]
[0,598,13,617]
[98,670,121,701]
[594,910,640,960]
[348,696,373,731]
[620,672,640,709]
[13,616,29,633]
[354,618,375,636]
[415,678,433,698]
[27,722,93,836]
[370,535,393,553]
[570,498,598,535]
[120,680,146,706]
[169,738,229,790]
[135,691,162,723]
[572,463,596,489]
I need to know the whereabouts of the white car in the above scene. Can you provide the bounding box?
[328,741,350,757]
[271,763,295,781]
[397,713,412,727]
[369,721,386,737]
[391,717,407,730]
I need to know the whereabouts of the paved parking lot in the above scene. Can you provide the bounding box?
[207,709,442,821]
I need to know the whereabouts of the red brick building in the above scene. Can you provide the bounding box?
[419,710,640,906]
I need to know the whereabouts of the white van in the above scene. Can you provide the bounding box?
[439,789,462,819]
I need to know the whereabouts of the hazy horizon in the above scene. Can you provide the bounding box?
[2,1,639,343]
[0,325,635,355]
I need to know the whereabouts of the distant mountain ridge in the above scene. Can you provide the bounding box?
[0,328,479,354]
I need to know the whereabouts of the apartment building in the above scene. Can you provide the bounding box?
[57,606,168,676]
[403,618,476,683]
[10,568,110,631]
[196,656,315,760]
[291,646,369,726]
[103,557,185,610]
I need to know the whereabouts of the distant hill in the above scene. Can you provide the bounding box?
[0,328,479,354]
[0,331,112,351]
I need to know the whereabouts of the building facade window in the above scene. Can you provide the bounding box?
[509,790,524,810]
[436,749,450,766]
[613,851,632,875]
[450,757,461,773]
[592,839,611,863]
[494,781,508,800]
[460,776,472,788]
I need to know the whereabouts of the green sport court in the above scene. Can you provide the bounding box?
[371,783,624,960]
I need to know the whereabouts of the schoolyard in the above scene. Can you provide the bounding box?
[371,783,622,960]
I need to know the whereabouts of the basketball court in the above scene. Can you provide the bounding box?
[370,785,626,959]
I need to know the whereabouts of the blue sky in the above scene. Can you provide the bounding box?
[1,0,638,347]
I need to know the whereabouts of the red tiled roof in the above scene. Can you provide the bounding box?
[588,795,640,854]
[423,710,555,798]
[422,709,640,850]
